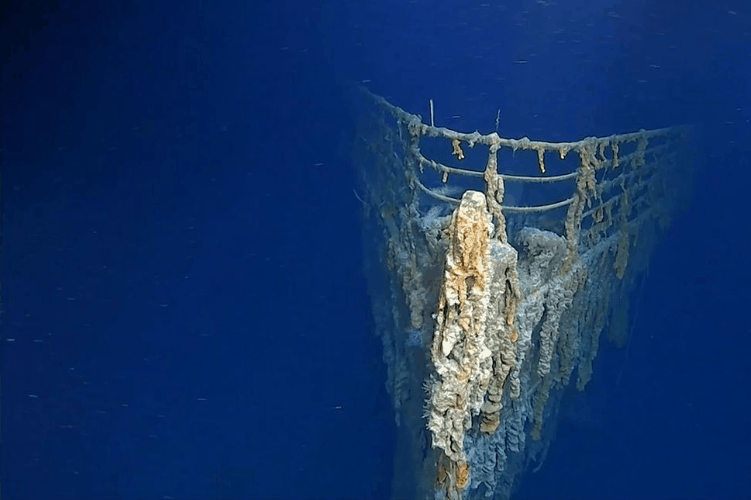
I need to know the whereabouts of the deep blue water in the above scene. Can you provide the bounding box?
[1,0,749,498]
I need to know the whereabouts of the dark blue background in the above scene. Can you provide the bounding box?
[1,0,749,498]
